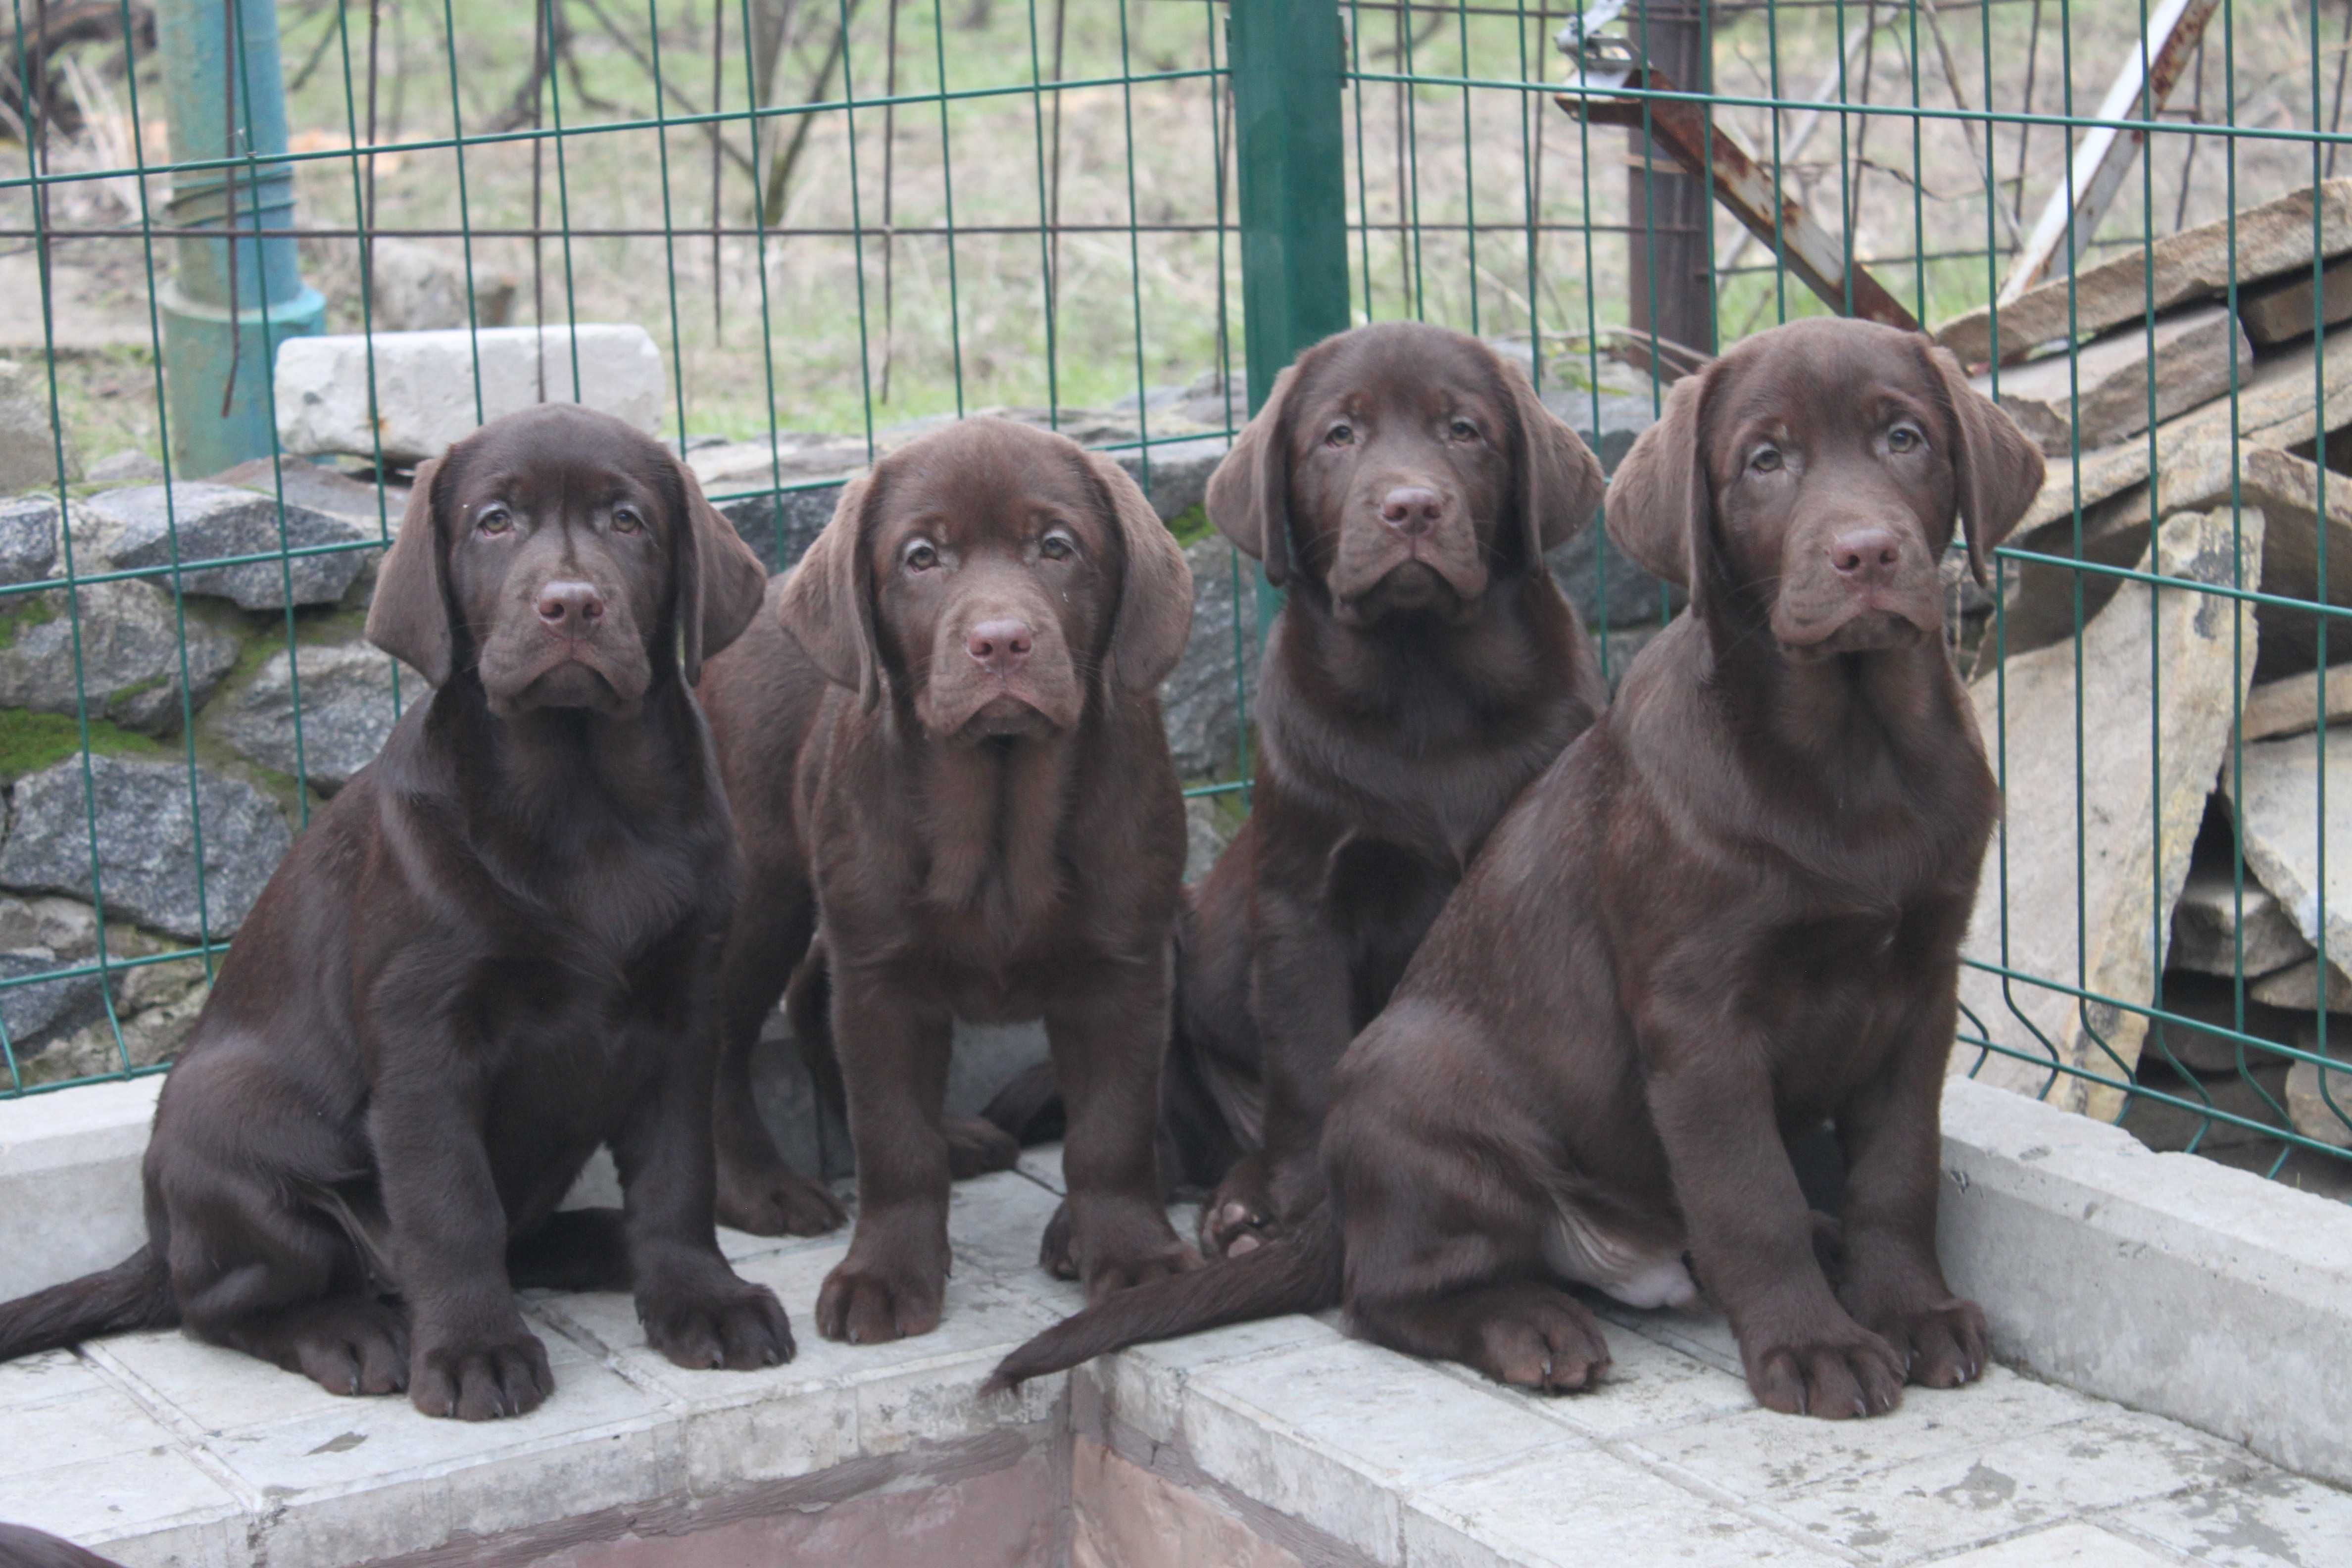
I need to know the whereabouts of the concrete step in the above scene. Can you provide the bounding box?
[0,1081,2347,1566]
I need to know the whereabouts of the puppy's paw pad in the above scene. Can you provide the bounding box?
[943,1115,1022,1180]
[410,1332,554,1421]
[1750,1331,1908,1420]
[644,1286,796,1370]
[1468,1292,1610,1395]
[816,1261,943,1345]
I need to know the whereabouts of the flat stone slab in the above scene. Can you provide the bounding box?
[2227,726,2352,999]
[2241,251,2352,348]
[274,325,666,465]
[1960,509,2262,1114]
[2250,953,2352,1009]
[2015,319,2352,538]
[0,754,292,940]
[85,482,373,610]
[2168,863,2313,980]
[2243,667,2352,741]
[1977,304,2252,458]
[1937,178,2352,365]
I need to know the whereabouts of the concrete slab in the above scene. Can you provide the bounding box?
[2,1107,2348,1567]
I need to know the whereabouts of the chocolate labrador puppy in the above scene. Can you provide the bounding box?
[694,418,1198,1343]
[1168,321,1610,1259]
[0,405,792,1419]
[988,318,2042,1415]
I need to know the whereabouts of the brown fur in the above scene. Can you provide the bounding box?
[696,418,1200,1342]
[1168,322,1609,1260]
[0,405,791,1421]
[988,319,2044,1414]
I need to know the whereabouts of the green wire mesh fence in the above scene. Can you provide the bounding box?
[0,0,2347,1194]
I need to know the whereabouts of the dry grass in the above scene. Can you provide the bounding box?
[0,0,2341,465]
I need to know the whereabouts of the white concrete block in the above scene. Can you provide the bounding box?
[2117,1467,2352,1567]
[0,1074,158,1300]
[1757,1408,2264,1564]
[1085,1311,1346,1447]
[1936,1521,2181,1567]
[1403,1449,1839,1568]
[274,325,666,464]
[1181,1336,1585,1565]
[1623,1365,2104,1504]
[1939,1076,2352,1489]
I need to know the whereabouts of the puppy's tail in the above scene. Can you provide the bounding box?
[0,1246,176,1362]
[982,1205,1342,1394]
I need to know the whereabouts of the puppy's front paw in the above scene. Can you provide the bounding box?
[1868,1295,1988,1390]
[716,1157,847,1238]
[410,1328,554,1421]
[642,1283,795,1371]
[1744,1320,1908,1420]
[816,1255,944,1344]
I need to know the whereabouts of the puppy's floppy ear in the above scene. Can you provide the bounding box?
[365,456,453,686]
[1082,450,1195,693]
[1604,373,1709,591]
[1204,364,1297,588]
[1503,367,1610,560]
[778,473,882,710]
[669,457,770,685]
[1924,339,2047,587]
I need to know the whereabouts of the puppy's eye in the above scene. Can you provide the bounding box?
[1448,418,1479,442]
[1324,422,1355,448]
[1887,423,1925,453]
[1040,531,1076,562]
[612,505,643,534]
[1748,446,1783,475]
[475,504,513,536]
[902,539,939,572]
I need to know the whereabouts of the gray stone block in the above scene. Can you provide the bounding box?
[0,578,243,735]
[0,754,291,940]
[216,640,425,793]
[0,496,57,587]
[89,482,373,610]
[1161,534,1262,780]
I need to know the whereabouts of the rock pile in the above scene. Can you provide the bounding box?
[1949,180,2352,1158]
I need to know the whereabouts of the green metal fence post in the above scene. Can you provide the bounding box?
[155,0,326,477]
[1230,0,1350,633]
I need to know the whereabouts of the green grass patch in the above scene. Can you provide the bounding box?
[0,709,169,783]
[0,592,58,652]
[1165,504,1212,549]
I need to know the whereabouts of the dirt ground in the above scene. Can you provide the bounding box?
[0,0,2338,466]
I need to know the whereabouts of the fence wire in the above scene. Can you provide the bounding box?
[0,0,2345,1195]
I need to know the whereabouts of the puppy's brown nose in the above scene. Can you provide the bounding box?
[1830,528,1902,588]
[1380,486,1444,538]
[537,581,605,632]
[966,617,1033,676]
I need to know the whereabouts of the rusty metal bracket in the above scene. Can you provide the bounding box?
[1554,9,1918,333]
